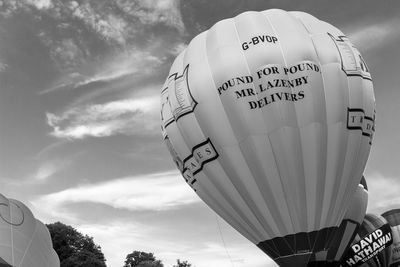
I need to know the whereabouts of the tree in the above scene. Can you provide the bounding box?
[173,259,192,267]
[47,222,107,267]
[123,251,163,267]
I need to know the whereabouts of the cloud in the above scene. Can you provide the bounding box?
[115,0,184,33]
[34,159,71,181]
[0,62,8,71]
[346,17,400,51]
[32,171,200,221]
[44,212,275,267]
[25,0,52,9]
[365,172,400,215]
[46,94,160,139]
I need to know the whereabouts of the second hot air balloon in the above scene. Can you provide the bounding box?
[0,194,60,267]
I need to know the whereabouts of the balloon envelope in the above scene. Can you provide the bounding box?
[0,194,60,267]
[382,209,400,267]
[309,176,369,266]
[161,9,375,266]
[340,214,393,267]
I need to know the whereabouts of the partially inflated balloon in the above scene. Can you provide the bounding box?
[161,9,375,266]
[382,209,400,267]
[341,214,392,267]
[0,194,60,267]
[309,176,369,266]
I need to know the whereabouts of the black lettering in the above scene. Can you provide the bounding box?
[284,92,291,100]
[271,93,276,103]
[249,101,257,109]
[283,67,289,75]
[267,81,274,89]
[295,77,303,86]
[205,148,212,155]
[257,98,265,108]
[252,37,259,45]
[290,66,298,74]
[259,84,267,92]
[275,92,283,100]
[301,76,309,84]
[236,77,245,84]
[272,36,278,43]
[242,42,249,50]
[196,152,203,159]
[291,93,298,101]
[257,69,263,79]
[258,35,265,42]
[298,91,305,99]
[235,88,256,99]
[306,63,314,71]
[235,89,246,99]
[245,76,253,83]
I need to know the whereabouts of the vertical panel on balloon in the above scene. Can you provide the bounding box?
[265,9,328,235]
[390,225,400,266]
[232,11,297,237]
[182,32,237,147]
[206,19,265,140]
[163,88,260,243]
[162,35,265,244]
[234,11,286,132]
[204,19,282,240]
[315,49,354,227]
[0,195,12,265]
[322,30,374,225]
[10,200,36,267]
[181,31,265,242]
[21,223,47,267]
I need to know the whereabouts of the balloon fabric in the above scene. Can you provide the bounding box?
[0,194,60,267]
[161,9,376,266]
[382,209,400,267]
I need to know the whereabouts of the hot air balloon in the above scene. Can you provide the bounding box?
[309,176,369,266]
[161,9,375,266]
[0,194,60,267]
[340,214,393,267]
[382,209,400,267]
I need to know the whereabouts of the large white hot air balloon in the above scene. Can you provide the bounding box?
[161,9,375,266]
[0,194,60,267]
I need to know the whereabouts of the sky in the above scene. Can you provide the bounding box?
[0,0,400,266]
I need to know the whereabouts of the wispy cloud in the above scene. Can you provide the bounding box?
[32,171,200,221]
[46,95,160,139]
[0,62,8,72]
[25,0,53,10]
[346,17,400,51]
[34,159,71,181]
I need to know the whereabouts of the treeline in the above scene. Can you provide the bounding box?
[46,222,193,267]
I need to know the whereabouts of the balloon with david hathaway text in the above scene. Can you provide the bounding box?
[161,9,375,266]
[341,214,392,267]
[382,209,400,267]
[0,193,60,267]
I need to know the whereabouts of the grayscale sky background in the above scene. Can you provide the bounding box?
[1,0,399,266]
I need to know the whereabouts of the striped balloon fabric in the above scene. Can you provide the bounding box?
[341,213,393,267]
[382,209,400,267]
